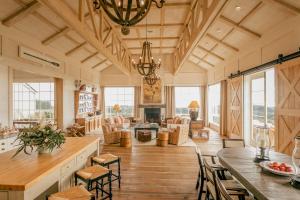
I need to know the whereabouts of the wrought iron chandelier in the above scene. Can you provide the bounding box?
[145,71,160,86]
[132,41,161,77]
[93,0,165,35]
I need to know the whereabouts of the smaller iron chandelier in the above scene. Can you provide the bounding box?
[93,0,165,35]
[132,41,161,77]
[145,72,160,86]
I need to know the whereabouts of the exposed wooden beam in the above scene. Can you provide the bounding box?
[81,52,99,63]
[2,0,41,26]
[219,15,261,38]
[152,2,190,8]
[124,36,179,41]
[206,34,239,52]
[65,42,87,56]
[42,27,70,45]
[92,59,107,69]
[132,23,184,29]
[78,0,85,21]
[129,46,176,50]
[193,53,215,68]
[197,46,224,61]
[38,0,130,75]
[264,0,300,14]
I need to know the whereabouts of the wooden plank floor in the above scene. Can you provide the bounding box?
[99,130,223,200]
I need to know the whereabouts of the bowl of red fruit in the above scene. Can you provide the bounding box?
[259,161,295,176]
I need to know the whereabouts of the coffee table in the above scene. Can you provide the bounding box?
[134,123,160,138]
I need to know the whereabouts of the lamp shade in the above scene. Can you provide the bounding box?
[188,101,200,109]
[112,104,121,113]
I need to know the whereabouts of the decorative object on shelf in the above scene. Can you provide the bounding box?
[291,136,300,189]
[254,125,271,163]
[12,123,65,157]
[188,100,200,121]
[113,104,121,115]
[66,123,85,137]
[79,84,86,91]
[74,80,82,90]
[93,0,165,35]
[145,72,160,86]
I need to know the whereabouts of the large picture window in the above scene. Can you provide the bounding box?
[13,82,55,121]
[104,87,134,117]
[175,87,200,117]
[208,83,220,125]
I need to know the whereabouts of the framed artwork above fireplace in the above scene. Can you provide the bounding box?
[143,79,162,104]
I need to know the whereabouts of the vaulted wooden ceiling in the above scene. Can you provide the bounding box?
[0,0,299,75]
[183,0,300,72]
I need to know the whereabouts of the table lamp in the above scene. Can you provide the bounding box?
[254,125,271,163]
[188,100,200,121]
[112,104,121,116]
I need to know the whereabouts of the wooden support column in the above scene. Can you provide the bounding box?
[55,78,63,129]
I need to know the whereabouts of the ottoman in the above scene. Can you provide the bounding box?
[157,131,169,147]
[137,130,152,142]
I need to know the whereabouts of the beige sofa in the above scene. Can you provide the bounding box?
[167,117,190,145]
[104,116,130,129]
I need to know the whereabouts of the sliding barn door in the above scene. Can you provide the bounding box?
[227,76,243,138]
[276,57,300,155]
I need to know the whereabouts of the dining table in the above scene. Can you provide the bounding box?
[217,147,300,200]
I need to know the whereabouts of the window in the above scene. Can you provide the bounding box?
[208,83,220,125]
[175,87,200,117]
[13,82,55,120]
[245,68,275,146]
[104,87,134,117]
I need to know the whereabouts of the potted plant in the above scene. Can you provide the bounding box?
[12,123,65,157]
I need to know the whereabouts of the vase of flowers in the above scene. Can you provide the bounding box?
[12,123,65,157]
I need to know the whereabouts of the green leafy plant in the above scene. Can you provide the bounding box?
[12,124,65,157]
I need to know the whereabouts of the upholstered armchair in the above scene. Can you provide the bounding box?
[167,118,190,145]
[102,124,121,144]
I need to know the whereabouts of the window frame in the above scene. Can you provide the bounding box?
[208,83,221,126]
[174,86,201,118]
[104,86,135,118]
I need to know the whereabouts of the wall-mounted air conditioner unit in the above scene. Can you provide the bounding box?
[19,46,62,68]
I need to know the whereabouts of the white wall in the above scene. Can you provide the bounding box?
[63,78,76,128]
[0,64,9,126]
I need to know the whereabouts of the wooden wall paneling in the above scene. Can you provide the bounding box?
[227,76,243,138]
[275,57,300,155]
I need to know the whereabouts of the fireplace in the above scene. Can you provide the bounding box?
[144,108,161,124]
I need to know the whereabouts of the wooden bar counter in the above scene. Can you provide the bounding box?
[217,147,300,200]
[0,137,99,200]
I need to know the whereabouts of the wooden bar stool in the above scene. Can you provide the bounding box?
[91,153,121,188]
[75,165,112,200]
[48,185,95,200]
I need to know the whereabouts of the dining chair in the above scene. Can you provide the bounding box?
[214,171,252,200]
[195,146,214,200]
[222,139,245,148]
[203,158,249,200]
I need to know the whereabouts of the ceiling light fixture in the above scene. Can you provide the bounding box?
[145,71,160,86]
[93,0,165,35]
[132,16,161,77]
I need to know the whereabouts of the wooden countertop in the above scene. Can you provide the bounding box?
[217,147,300,200]
[0,137,99,191]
